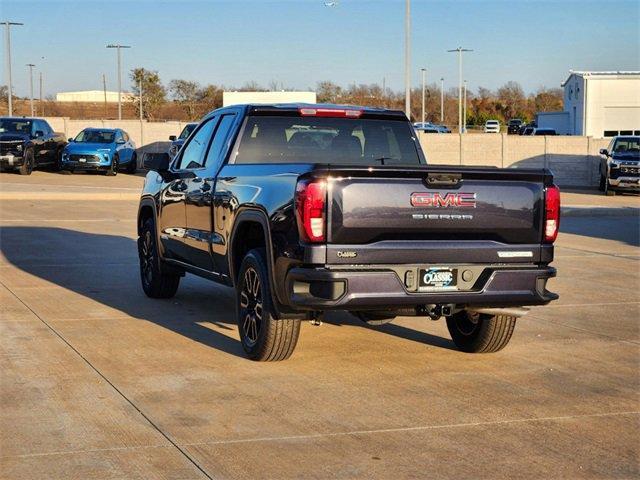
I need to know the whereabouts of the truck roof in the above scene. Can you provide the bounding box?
[243,103,407,119]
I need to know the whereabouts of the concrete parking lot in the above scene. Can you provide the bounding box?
[1,172,639,479]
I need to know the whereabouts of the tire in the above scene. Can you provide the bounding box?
[598,174,606,192]
[127,153,137,174]
[236,249,300,361]
[138,217,180,298]
[446,311,516,353]
[604,180,615,196]
[53,149,64,172]
[106,155,119,176]
[18,149,34,175]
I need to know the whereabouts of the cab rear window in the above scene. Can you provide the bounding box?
[233,115,422,165]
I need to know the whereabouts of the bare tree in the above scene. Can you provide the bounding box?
[130,68,166,120]
[169,79,200,119]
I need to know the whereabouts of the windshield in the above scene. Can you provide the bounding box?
[613,138,640,154]
[0,119,32,135]
[179,123,197,140]
[234,115,422,165]
[74,130,115,143]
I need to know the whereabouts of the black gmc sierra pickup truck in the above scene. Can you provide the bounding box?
[0,117,67,175]
[138,104,560,361]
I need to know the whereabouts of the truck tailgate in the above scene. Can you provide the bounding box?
[325,166,551,262]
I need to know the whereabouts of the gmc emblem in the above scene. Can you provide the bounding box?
[410,192,476,208]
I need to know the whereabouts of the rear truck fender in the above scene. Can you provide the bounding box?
[229,208,294,320]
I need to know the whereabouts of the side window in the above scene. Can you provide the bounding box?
[41,121,52,135]
[115,131,124,143]
[176,117,218,170]
[204,114,236,170]
[32,120,43,136]
[122,131,130,142]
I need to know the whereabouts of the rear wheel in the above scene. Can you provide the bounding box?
[237,249,300,361]
[446,311,516,353]
[138,217,180,298]
[18,149,34,175]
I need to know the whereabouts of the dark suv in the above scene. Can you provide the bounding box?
[507,119,523,135]
[138,104,559,361]
[599,136,640,195]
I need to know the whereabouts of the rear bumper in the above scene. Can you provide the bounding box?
[285,265,558,311]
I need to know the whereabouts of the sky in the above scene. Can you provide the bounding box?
[2,0,639,98]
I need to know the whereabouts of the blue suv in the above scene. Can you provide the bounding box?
[61,128,137,175]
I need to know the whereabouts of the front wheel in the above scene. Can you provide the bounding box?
[106,155,119,176]
[236,249,300,361]
[446,311,516,353]
[18,149,34,175]
[138,218,180,298]
[598,174,606,192]
[604,180,615,196]
[127,152,137,174]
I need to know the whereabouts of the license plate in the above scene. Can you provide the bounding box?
[78,157,86,163]
[418,268,457,290]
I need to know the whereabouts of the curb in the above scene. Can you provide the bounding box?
[562,206,640,217]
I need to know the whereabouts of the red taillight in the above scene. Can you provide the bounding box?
[544,184,560,243]
[298,107,362,118]
[295,179,327,243]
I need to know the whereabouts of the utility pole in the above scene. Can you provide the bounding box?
[447,46,473,134]
[26,63,35,117]
[2,21,23,116]
[404,0,411,119]
[106,44,131,120]
[102,74,107,119]
[421,68,426,125]
[463,80,467,133]
[440,77,444,124]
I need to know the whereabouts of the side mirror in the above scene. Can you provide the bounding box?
[599,149,608,156]
[169,135,177,141]
[34,130,44,138]
[68,138,74,143]
[143,152,171,172]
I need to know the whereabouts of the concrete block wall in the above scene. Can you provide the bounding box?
[418,132,609,187]
[42,117,608,187]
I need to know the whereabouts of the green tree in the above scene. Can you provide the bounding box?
[130,68,166,120]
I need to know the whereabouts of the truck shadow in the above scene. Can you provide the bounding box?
[0,226,456,358]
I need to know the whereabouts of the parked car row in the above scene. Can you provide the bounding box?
[0,116,137,176]
[413,122,451,134]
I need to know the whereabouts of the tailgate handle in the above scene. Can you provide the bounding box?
[425,173,462,187]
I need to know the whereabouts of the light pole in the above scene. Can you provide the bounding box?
[2,21,23,116]
[102,74,107,119]
[463,80,467,133]
[440,77,444,124]
[447,46,473,134]
[106,44,131,120]
[404,0,411,119]
[26,63,35,117]
[39,71,43,115]
[421,68,426,125]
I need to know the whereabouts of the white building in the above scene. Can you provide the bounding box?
[536,71,640,137]
[56,90,132,103]
[223,91,316,107]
